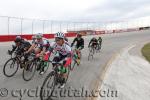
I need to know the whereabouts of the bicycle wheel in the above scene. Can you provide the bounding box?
[22,61,36,81]
[40,71,57,100]
[3,58,19,77]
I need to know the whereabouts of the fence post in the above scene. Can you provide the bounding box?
[21,18,23,35]
[51,21,53,33]
[8,17,10,36]
[43,20,45,34]
[66,22,69,32]
[32,20,34,35]
[60,21,62,32]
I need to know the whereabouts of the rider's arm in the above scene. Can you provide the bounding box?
[11,45,17,52]
[26,43,36,53]
[88,39,92,47]
[40,47,46,55]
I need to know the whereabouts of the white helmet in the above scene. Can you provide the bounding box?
[35,33,42,39]
[54,32,65,39]
[37,33,43,37]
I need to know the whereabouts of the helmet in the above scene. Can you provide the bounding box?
[54,32,65,39]
[93,37,96,40]
[14,38,22,43]
[77,32,82,37]
[35,34,42,39]
[16,35,22,39]
[37,33,43,37]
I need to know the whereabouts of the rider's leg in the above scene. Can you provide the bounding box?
[75,49,81,65]
[59,56,71,88]
[76,49,81,59]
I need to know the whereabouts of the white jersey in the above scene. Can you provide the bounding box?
[34,38,50,48]
[50,42,72,56]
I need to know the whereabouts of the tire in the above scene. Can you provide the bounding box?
[3,58,19,77]
[22,61,36,81]
[40,71,56,100]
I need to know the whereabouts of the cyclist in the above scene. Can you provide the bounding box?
[71,33,84,65]
[8,36,31,68]
[97,36,102,50]
[88,37,98,49]
[26,33,50,74]
[47,32,72,88]
[8,36,31,55]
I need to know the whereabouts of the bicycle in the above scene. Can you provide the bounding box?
[3,48,25,77]
[88,45,96,61]
[22,53,50,81]
[40,60,70,100]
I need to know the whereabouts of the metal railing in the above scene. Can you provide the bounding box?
[0,16,150,35]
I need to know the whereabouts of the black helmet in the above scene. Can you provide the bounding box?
[77,32,82,37]
[14,38,22,43]
[16,35,22,39]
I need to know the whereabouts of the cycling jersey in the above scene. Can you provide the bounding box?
[11,41,31,55]
[45,42,72,69]
[50,42,72,56]
[88,38,98,47]
[71,37,84,50]
[33,38,50,50]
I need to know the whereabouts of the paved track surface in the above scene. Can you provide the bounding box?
[0,30,150,100]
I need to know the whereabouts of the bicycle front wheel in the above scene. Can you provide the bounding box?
[22,61,36,81]
[40,71,56,100]
[3,58,19,77]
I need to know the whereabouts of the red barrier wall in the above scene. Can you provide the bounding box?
[0,33,76,42]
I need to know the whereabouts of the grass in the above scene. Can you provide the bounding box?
[142,43,150,62]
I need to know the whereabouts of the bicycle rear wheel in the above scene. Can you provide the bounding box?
[3,58,19,77]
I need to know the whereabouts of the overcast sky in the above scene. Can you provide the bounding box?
[0,0,150,22]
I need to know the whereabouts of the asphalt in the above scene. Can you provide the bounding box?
[99,44,150,100]
[0,30,150,100]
